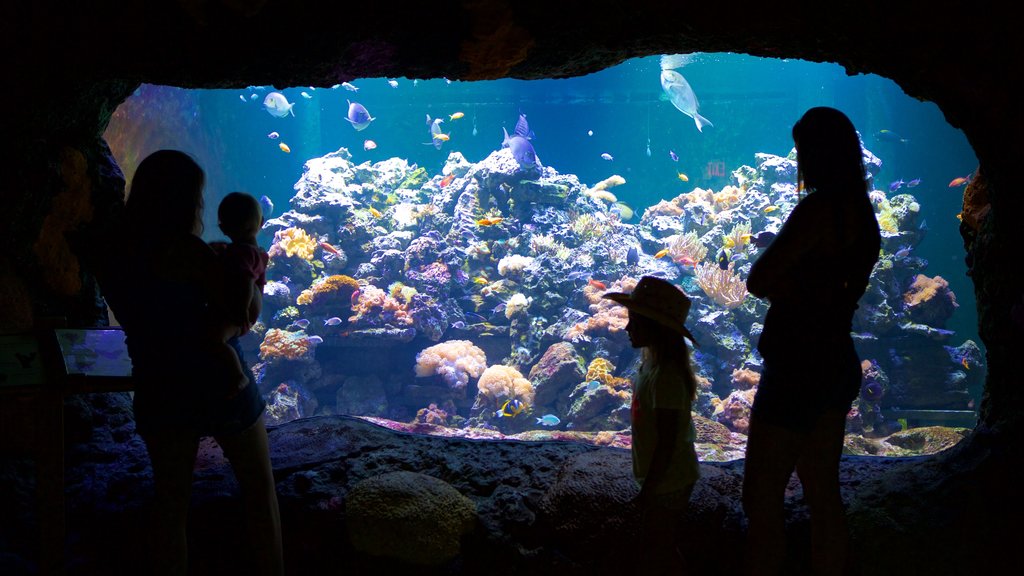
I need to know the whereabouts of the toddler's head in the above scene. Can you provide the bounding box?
[218,192,263,242]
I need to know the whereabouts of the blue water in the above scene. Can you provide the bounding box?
[105,53,982,446]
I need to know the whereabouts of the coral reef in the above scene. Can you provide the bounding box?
[666,231,708,265]
[694,262,748,309]
[241,133,977,455]
[295,274,360,307]
[903,274,958,326]
[414,340,487,390]
[349,284,413,327]
[269,226,318,260]
[413,402,451,426]
[259,328,314,361]
[474,364,535,407]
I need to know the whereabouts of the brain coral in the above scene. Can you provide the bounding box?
[414,339,487,390]
[476,364,535,406]
[345,471,476,566]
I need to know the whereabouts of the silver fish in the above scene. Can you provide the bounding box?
[659,67,712,132]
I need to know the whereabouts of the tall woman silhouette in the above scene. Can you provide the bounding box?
[743,107,881,575]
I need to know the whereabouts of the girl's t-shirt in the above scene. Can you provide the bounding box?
[631,359,700,495]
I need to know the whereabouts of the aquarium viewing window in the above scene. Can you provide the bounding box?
[103,54,982,460]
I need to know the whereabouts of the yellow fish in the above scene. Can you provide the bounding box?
[654,248,670,259]
[476,217,504,226]
[368,207,382,218]
[433,133,450,142]
[677,172,689,182]
[473,276,489,285]
[763,205,779,213]
[449,112,465,121]
[961,357,970,370]
[956,212,963,222]
[279,142,291,153]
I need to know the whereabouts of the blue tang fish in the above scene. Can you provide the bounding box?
[502,113,541,170]
[259,195,274,218]
[659,56,712,132]
[263,92,295,118]
[626,246,639,266]
[345,100,375,131]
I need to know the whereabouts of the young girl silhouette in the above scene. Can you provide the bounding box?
[603,275,700,574]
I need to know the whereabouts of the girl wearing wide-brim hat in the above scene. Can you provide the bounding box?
[603,275,700,574]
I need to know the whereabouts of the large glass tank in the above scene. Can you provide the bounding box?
[104,54,983,459]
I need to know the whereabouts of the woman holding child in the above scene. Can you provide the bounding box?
[102,150,282,576]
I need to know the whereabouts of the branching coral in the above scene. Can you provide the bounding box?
[694,262,747,309]
[259,328,313,361]
[349,284,413,327]
[269,227,318,260]
[476,364,535,407]
[667,231,708,265]
[414,339,487,390]
[296,274,360,306]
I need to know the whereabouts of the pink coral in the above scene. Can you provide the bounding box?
[714,388,757,434]
[564,277,637,342]
[413,403,450,426]
[349,284,413,327]
[414,340,487,390]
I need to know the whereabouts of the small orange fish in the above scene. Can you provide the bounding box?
[476,217,504,226]
[763,205,779,213]
[368,207,383,218]
[279,142,291,153]
[440,174,455,187]
[956,213,963,222]
[449,112,465,121]
[433,133,450,142]
[320,242,342,257]
[677,172,689,182]
[473,276,489,285]
[588,279,607,290]
[961,357,970,370]
[948,176,970,187]
[654,248,670,259]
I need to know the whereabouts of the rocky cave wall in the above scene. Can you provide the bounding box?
[4,0,1022,485]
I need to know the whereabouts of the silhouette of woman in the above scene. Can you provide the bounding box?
[742,107,881,575]
[103,150,283,576]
